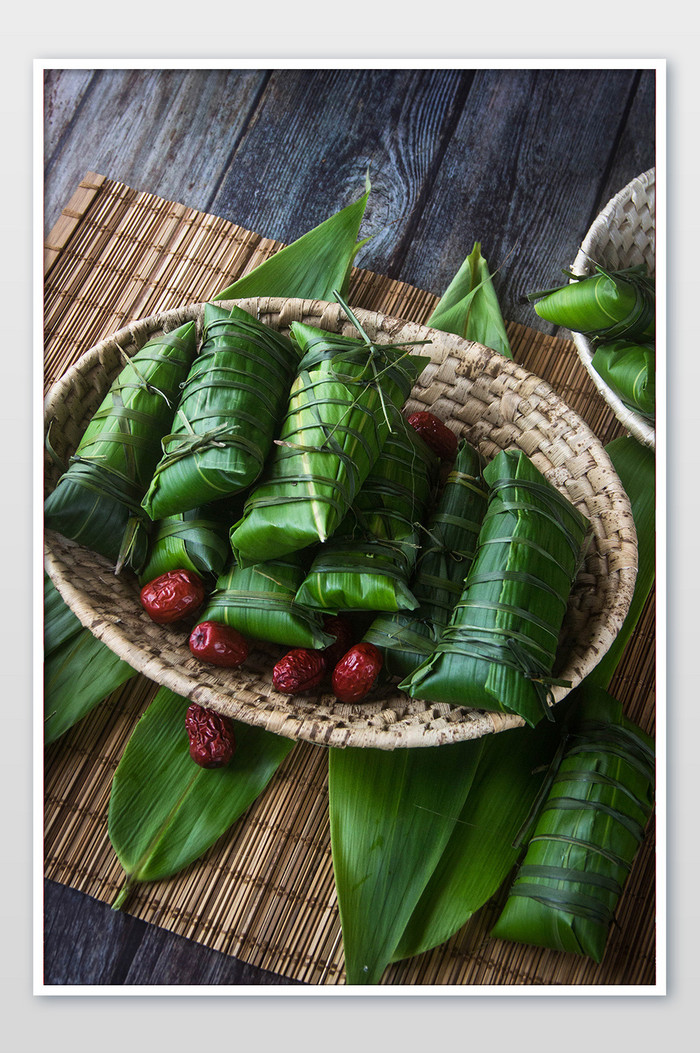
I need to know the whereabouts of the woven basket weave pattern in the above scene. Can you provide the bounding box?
[44,298,637,749]
[572,168,656,449]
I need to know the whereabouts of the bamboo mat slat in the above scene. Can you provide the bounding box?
[43,173,656,987]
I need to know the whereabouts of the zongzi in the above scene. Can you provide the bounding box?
[401,449,589,726]
[141,303,302,520]
[229,320,430,566]
[44,321,198,572]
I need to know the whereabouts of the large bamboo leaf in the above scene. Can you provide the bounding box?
[108,687,295,906]
[328,740,483,984]
[44,575,137,745]
[427,242,512,358]
[213,177,372,302]
[392,716,562,961]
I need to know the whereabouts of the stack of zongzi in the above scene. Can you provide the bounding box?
[44,321,198,571]
[141,303,302,520]
[294,407,438,614]
[401,449,589,726]
[229,322,431,566]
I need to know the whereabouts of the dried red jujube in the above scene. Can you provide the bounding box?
[406,411,458,460]
[332,642,383,703]
[321,614,356,667]
[185,702,236,769]
[140,569,205,624]
[189,621,249,668]
[273,649,327,694]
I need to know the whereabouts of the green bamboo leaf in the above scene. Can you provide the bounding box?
[392,716,562,961]
[44,573,83,655]
[108,687,295,906]
[427,242,512,358]
[213,177,372,302]
[591,340,655,421]
[45,629,137,745]
[587,436,655,689]
[328,740,483,984]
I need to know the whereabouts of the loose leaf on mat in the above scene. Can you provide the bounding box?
[213,176,372,302]
[108,687,295,906]
[44,575,137,745]
[427,242,512,358]
[328,740,483,984]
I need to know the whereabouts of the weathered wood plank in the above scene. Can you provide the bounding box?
[43,68,269,238]
[43,880,301,985]
[210,68,472,261]
[595,68,657,212]
[394,67,655,329]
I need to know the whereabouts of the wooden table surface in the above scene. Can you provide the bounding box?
[42,64,657,987]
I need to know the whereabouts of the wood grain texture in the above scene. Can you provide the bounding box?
[397,68,656,327]
[43,66,655,329]
[43,68,269,239]
[44,880,302,985]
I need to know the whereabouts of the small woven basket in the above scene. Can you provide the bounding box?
[44,297,638,750]
[571,167,656,449]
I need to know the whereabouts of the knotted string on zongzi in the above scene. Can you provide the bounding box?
[400,449,589,726]
[141,304,302,520]
[293,407,438,613]
[364,438,488,676]
[198,552,334,650]
[229,319,431,566]
[490,688,655,962]
[44,321,198,572]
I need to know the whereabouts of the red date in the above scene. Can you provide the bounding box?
[189,621,249,668]
[406,411,458,460]
[332,642,383,703]
[185,702,236,769]
[140,569,205,624]
[322,615,356,667]
[273,649,327,694]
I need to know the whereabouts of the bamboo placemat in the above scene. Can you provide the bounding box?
[43,173,657,986]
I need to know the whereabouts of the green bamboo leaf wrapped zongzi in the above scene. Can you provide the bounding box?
[401,449,589,726]
[528,265,655,343]
[142,304,302,520]
[44,321,198,572]
[490,686,655,962]
[229,317,431,566]
[364,438,488,676]
[198,552,334,649]
[427,242,513,358]
[591,339,655,420]
[138,500,240,586]
[293,408,438,614]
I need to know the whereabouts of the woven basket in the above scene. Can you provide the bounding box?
[44,297,638,750]
[571,168,656,449]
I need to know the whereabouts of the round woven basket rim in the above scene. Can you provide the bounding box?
[571,167,656,450]
[44,297,638,750]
